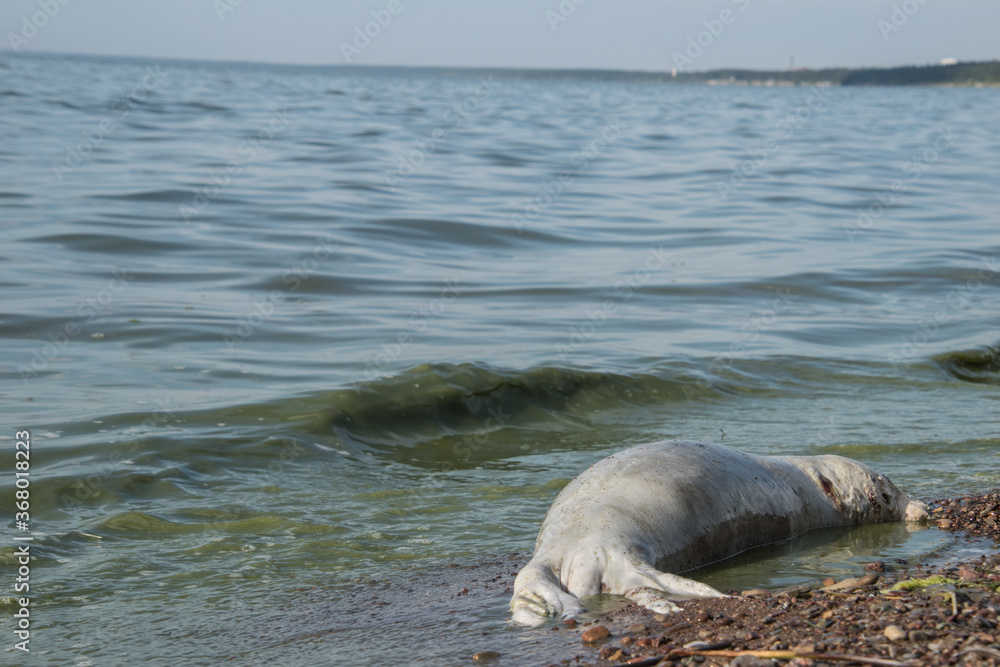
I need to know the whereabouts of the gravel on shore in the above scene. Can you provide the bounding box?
[535,491,1000,667]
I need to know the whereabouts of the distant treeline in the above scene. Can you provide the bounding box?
[840,61,1000,86]
[677,61,1000,86]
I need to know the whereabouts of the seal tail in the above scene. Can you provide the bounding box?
[509,560,584,626]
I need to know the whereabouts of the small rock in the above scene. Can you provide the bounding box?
[695,610,712,622]
[884,625,906,641]
[939,519,953,529]
[562,619,577,629]
[793,642,816,654]
[627,623,648,634]
[857,573,879,587]
[581,625,611,644]
[598,646,622,661]
[821,577,860,591]
[730,657,775,667]
[865,561,886,572]
[822,578,836,587]
[741,589,771,597]
[908,630,931,642]
[778,584,812,599]
[472,651,501,661]
[662,622,692,634]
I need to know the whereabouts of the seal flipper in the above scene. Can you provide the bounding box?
[509,561,584,626]
[645,570,727,599]
[619,557,726,615]
[624,587,682,615]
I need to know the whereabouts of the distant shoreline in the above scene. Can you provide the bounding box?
[433,60,1000,87]
[5,50,999,86]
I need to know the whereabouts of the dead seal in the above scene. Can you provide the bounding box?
[510,440,929,626]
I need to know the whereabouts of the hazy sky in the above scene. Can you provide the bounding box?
[2,0,997,71]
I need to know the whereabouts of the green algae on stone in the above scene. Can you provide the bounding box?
[890,575,959,591]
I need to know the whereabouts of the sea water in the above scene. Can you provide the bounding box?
[1,52,999,665]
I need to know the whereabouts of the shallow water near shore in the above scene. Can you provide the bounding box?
[1,52,999,665]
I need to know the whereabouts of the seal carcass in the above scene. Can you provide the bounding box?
[510,440,929,625]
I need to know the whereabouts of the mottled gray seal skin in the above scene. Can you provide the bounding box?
[510,440,929,626]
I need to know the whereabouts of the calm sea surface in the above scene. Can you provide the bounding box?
[1,52,999,665]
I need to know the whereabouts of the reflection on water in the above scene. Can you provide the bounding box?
[691,521,970,592]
